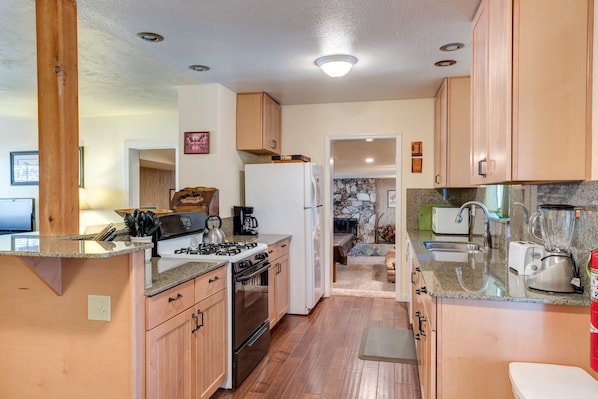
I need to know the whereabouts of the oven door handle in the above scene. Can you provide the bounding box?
[235,262,271,282]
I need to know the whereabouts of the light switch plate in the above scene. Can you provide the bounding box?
[88,295,111,321]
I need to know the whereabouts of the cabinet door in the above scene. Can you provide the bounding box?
[275,254,290,322]
[192,289,227,399]
[486,0,512,183]
[470,0,490,185]
[447,77,472,188]
[262,94,281,155]
[512,0,590,181]
[268,265,278,327]
[146,310,194,399]
[433,79,448,188]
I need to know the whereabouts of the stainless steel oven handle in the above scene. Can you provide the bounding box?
[235,262,271,282]
[246,322,269,347]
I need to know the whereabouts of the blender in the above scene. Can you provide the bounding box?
[527,204,581,293]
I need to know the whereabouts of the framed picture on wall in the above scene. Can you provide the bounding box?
[10,148,84,187]
[184,131,210,154]
[10,151,39,185]
[387,190,396,208]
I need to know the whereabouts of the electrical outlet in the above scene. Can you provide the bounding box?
[88,295,111,321]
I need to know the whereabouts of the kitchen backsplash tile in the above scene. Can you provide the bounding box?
[408,180,598,295]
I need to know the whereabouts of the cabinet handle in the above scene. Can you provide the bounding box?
[191,310,204,334]
[415,267,421,272]
[415,287,427,295]
[168,293,183,303]
[435,174,440,184]
[271,139,277,150]
[191,313,199,333]
[478,159,487,177]
[281,244,287,248]
[208,276,220,284]
[411,271,416,284]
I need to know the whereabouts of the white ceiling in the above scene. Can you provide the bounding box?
[0,0,480,119]
[332,138,397,178]
[1,0,480,177]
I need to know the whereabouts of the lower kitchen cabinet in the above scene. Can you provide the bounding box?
[146,267,227,399]
[410,239,436,399]
[409,237,592,398]
[267,239,290,328]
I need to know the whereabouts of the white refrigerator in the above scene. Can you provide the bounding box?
[245,162,323,315]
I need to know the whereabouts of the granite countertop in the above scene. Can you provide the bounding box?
[144,257,227,296]
[0,232,152,259]
[407,229,589,307]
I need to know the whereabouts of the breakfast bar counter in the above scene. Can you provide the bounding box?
[0,233,148,399]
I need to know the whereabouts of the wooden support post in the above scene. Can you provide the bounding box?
[35,0,80,236]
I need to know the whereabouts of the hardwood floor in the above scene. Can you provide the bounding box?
[212,296,421,399]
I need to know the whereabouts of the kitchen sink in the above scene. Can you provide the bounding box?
[423,240,482,253]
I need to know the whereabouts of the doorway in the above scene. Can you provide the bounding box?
[124,141,178,208]
[328,136,400,299]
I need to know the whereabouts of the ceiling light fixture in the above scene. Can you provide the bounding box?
[136,32,164,42]
[365,138,374,142]
[365,157,374,163]
[315,54,357,78]
[439,42,464,52]
[188,65,210,72]
[434,59,457,67]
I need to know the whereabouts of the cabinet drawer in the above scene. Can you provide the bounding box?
[146,279,195,330]
[195,267,226,301]
[268,239,290,261]
[276,239,289,258]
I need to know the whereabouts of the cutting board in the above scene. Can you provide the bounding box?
[418,204,451,230]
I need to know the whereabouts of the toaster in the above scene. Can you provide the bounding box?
[431,207,470,235]
[508,241,545,275]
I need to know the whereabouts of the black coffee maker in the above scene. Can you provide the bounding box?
[233,206,259,235]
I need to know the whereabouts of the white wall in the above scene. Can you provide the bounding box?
[178,84,257,217]
[282,99,435,299]
[0,111,179,227]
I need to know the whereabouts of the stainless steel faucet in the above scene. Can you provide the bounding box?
[456,201,492,250]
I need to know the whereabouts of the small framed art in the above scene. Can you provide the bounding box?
[184,131,210,154]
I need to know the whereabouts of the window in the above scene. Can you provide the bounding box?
[484,185,509,218]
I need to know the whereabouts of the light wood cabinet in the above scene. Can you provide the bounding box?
[236,92,282,155]
[146,267,227,399]
[410,243,436,399]
[409,244,593,398]
[267,239,290,328]
[470,0,592,184]
[433,76,472,188]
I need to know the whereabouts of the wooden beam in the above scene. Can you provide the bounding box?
[35,0,80,236]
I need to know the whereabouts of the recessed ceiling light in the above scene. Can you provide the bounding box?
[365,138,374,142]
[434,60,457,67]
[188,65,210,72]
[136,32,164,42]
[439,42,464,52]
[365,158,374,163]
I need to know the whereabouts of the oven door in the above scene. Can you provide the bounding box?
[233,261,271,349]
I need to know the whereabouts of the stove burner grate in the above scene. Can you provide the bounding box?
[172,241,259,256]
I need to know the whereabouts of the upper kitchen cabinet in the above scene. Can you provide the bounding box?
[434,76,472,188]
[236,92,282,155]
[470,0,592,184]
